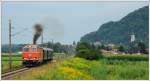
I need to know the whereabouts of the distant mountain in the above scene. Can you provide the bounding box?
[1,44,26,53]
[80,6,149,46]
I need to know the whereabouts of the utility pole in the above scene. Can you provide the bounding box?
[41,31,43,44]
[52,39,53,49]
[9,18,12,71]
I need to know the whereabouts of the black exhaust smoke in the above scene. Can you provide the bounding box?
[33,24,43,44]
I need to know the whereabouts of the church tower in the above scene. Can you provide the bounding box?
[130,33,135,42]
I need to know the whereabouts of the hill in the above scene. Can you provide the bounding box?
[80,6,149,46]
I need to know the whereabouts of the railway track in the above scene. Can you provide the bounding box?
[1,59,58,80]
[1,68,30,79]
[1,55,74,80]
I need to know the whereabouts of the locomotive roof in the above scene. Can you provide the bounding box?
[42,48,53,51]
[24,44,38,48]
[24,44,53,51]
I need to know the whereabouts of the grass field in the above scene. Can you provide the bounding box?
[1,54,22,73]
[13,54,149,80]
[1,53,69,73]
[2,54,22,61]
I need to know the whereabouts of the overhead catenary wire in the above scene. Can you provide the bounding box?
[11,27,29,37]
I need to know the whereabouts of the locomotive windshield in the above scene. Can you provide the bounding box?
[23,47,37,52]
[32,48,37,52]
[23,48,29,52]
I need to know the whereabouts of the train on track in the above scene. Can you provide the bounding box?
[22,44,53,66]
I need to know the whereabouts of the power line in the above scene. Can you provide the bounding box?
[12,27,28,36]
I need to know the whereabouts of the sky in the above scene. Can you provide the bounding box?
[2,1,148,45]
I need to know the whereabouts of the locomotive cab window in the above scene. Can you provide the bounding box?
[32,48,37,52]
[23,48,29,52]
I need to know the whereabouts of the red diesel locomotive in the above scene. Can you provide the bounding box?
[22,45,53,66]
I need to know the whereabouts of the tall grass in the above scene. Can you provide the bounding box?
[13,55,149,80]
[89,59,148,79]
[105,54,148,61]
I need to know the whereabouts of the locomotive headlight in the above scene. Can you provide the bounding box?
[33,57,38,60]
[23,57,27,60]
[29,54,31,57]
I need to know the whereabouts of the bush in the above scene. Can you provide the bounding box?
[75,49,103,60]
[75,49,90,59]
[88,49,103,60]
[118,45,125,52]
[76,42,91,51]
[75,42,103,60]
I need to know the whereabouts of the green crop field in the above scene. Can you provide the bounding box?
[104,54,148,61]
[13,54,149,80]
[2,61,22,72]
[1,53,22,73]
[2,54,22,61]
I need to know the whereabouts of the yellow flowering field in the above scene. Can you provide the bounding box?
[13,56,148,80]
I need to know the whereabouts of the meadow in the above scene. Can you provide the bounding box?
[13,54,149,80]
[1,54,22,73]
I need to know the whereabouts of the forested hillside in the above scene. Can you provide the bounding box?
[81,6,149,46]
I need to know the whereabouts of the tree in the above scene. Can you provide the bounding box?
[73,41,76,46]
[138,42,147,54]
[75,42,103,60]
[76,42,91,51]
[101,44,105,49]
[118,45,125,52]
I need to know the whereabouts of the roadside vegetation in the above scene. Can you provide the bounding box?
[13,56,148,80]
